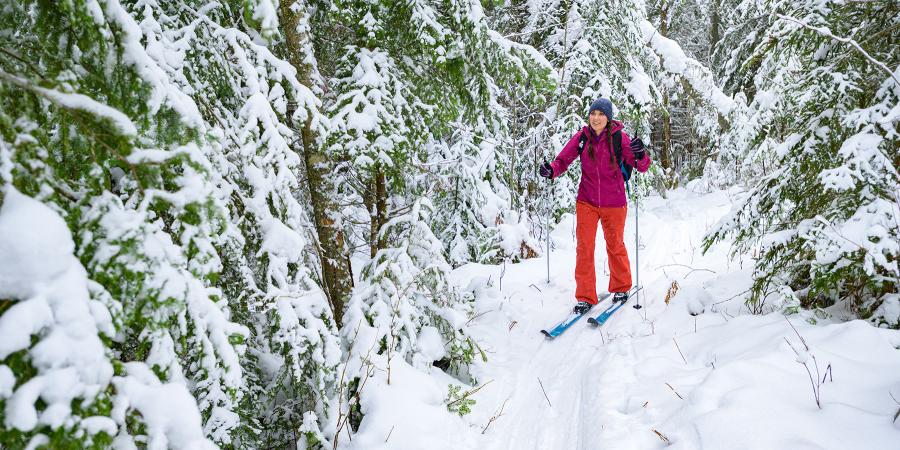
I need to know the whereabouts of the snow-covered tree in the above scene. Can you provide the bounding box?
[704,0,899,327]
[0,1,244,447]
[0,1,344,448]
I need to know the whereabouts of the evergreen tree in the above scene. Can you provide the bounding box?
[0,1,342,448]
[704,0,899,327]
[0,1,242,447]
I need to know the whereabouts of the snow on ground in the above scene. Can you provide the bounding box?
[349,187,900,450]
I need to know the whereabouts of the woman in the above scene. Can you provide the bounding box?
[539,98,652,314]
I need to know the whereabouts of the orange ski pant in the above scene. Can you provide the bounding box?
[575,201,632,304]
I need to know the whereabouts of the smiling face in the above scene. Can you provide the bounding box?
[589,110,608,134]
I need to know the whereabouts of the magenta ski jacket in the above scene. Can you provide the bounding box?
[549,120,652,208]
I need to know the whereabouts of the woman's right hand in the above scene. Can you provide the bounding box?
[539,161,553,179]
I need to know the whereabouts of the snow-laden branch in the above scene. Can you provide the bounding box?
[638,20,738,117]
[776,14,900,87]
[0,68,137,136]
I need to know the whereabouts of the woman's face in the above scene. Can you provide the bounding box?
[589,110,608,132]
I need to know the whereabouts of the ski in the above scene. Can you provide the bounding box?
[540,293,613,338]
[587,286,643,327]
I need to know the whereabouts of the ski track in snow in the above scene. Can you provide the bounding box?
[355,187,900,450]
[459,188,736,450]
[449,187,900,450]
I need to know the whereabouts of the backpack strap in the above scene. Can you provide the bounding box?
[612,130,634,184]
[577,130,588,157]
[612,130,623,165]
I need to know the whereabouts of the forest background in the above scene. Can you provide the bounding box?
[0,0,897,448]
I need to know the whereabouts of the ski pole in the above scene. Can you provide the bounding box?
[545,158,551,284]
[632,122,643,311]
[633,190,642,310]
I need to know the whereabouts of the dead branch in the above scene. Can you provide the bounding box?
[537,377,552,407]
[481,397,511,434]
[665,382,684,400]
[673,337,688,364]
[652,429,671,445]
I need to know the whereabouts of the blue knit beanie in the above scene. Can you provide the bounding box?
[589,98,614,121]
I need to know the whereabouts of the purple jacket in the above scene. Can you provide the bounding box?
[549,121,652,208]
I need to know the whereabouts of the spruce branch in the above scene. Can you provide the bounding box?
[776,14,899,87]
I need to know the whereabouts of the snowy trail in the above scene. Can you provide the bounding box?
[448,187,900,450]
[462,189,721,450]
[357,187,900,450]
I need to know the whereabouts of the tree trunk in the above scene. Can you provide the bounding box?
[370,166,387,258]
[279,1,353,326]
[710,0,721,62]
[659,0,673,179]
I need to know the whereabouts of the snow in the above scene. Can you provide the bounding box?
[0,188,114,432]
[0,187,220,446]
[259,217,307,263]
[102,0,204,127]
[416,326,447,362]
[249,0,280,37]
[352,358,467,450]
[0,70,137,135]
[0,365,13,398]
[624,67,654,105]
[346,187,900,449]
[640,20,738,116]
[113,363,218,450]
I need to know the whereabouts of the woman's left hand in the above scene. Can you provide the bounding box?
[630,138,646,160]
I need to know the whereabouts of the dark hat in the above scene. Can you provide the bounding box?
[589,98,614,121]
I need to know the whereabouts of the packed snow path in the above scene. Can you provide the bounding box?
[457,187,744,450]
[354,187,900,450]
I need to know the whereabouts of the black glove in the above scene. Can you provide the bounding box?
[539,161,553,179]
[630,138,646,160]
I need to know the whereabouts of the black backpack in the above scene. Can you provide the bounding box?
[576,130,633,183]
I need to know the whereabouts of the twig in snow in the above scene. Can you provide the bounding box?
[530,283,542,292]
[784,316,809,350]
[665,382,684,400]
[508,320,518,331]
[384,426,394,443]
[784,337,822,409]
[466,309,494,326]
[537,377,552,407]
[446,380,494,417]
[712,288,752,306]
[481,397,511,434]
[783,320,830,410]
[333,320,365,449]
[673,337,688,364]
[652,429,671,445]
[655,264,716,279]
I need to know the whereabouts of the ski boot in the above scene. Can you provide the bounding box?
[573,301,593,315]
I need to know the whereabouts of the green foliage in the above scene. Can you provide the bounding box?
[704,0,899,326]
[445,384,477,417]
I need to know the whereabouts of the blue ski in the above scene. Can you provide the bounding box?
[540,293,613,338]
[587,286,643,326]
